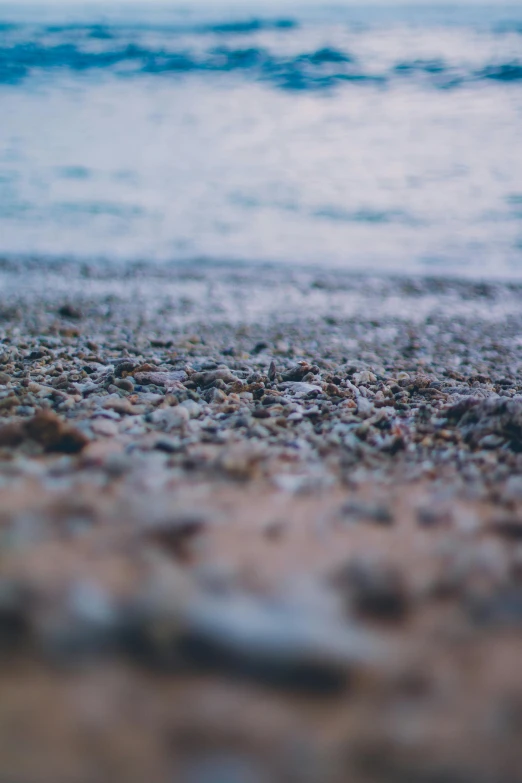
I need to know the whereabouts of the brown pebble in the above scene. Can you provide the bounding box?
[252,408,271,419]
[103,397,133,414]
[144,515,207,563]
[24,411,88,453]
[114,378,134,392]
[191,368,239,388]
[332,560,409,621]
[0,395,20,410]
[0,422,25,447]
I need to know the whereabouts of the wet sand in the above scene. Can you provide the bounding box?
[1,260,522,782]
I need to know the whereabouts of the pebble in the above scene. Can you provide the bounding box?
[149,406,190,430]
[134,370,187,387]
[191,368,240,387]
[121,582,386,692]
[144,513,207,562]
[91,418,119,437]
[332,559,409,621]
[114,377,134,392]
[0,395,20,410]
[102,396,133,414]
[279,382,322,397]
[356,397,374,418]
[340,500,394,526]
[180,399,204,418]
[154,436,183,454]
[0,411,89,453]
[0,422,25,447]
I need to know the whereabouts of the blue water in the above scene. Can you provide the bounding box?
[1,2,522,277]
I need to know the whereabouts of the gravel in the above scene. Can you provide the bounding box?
[2,259,522,782]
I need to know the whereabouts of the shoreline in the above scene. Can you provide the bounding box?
[1,261,522,781]
[4,253,522,285]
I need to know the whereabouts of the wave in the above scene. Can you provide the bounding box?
[201,19,298,35]
[0,38,372,89]
[479,62,522,82]
[1,24,522,91]
[5,18,299,38]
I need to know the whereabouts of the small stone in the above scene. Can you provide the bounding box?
[252,408,271,419]
[356,397,374,418]
[281,362,313,382]
[340,500,394,526]
[102,397,133,414]
[353,370,377,384]
[149,406,190,430]
[114,378,134,392]
[114,360,139,378]
[179,399,203,418]
[134,371,187,387]
[91,418,119,437]
[15,405,35,417]
[279,382,322,397]
[217,445,265,480]
[0,422,25,447]
[24,410,89,453]
[332,560,409,621]
[0,395,20,410]
[81,439,125,464]
[479,434,505,449]
[27,382,44,394]
[190,368,239,388]
[58,303,82,319]
[0,372,10,385]
[154,437,182,454]
[208,388,227,403]
[273,474,310,493]
[123,587,385,692]
[144,514,207,562]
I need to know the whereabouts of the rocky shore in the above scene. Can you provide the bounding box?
[1,259,522,782]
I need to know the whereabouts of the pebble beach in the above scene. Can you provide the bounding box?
[2,259,522,781]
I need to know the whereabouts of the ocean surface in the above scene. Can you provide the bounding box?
[1,1,522,278]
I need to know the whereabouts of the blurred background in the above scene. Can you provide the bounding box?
[0,0,521,276]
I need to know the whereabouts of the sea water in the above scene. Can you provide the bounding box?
[0,1,522,277]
